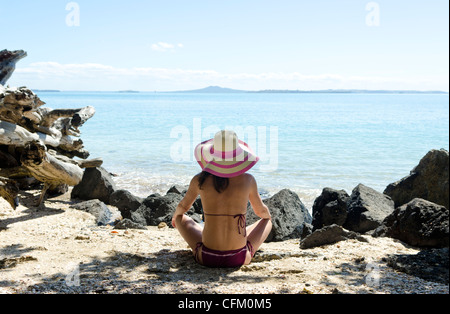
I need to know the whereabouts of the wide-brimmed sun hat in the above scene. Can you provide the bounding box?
[194,130,259,178]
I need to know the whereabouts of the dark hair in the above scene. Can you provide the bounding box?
[198,171,229,193]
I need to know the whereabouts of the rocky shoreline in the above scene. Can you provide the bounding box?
[1,149,448,294]
[0,192,448,294]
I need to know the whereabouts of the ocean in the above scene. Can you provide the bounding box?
[38,92,449,210]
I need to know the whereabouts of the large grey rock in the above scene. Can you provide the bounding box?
[71,167,117,204]
[312,188,349,231]
[110,190,143,219]
[374,198,449,248]
[248,189,312,242]
[384,149,449,209]
[131,193,202,227]
[300,224,367,249]
[131,193,181,226]
[71,199,122,226]
[344,184,395,233]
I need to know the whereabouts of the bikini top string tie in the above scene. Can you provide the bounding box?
[234,214,247,237]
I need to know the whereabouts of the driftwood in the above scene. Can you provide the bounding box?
[0,50,27,85]
[21,141,84,206]
[0,120,60,147]
[0,49,102,208]
[0,177,19,209]
[0,87,95,158]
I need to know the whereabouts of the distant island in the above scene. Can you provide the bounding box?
[172,86,448,94]
[172,86,247,93]
[33,89,61,93]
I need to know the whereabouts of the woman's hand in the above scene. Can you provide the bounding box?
[171,215,178,229]
[172,206,186,229]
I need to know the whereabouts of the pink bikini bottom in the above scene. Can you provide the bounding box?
[195,242,254,268]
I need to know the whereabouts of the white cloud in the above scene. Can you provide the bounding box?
[11,62,449,92]
[151,42,184,52]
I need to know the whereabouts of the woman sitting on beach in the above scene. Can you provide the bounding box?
[172,130,273,268]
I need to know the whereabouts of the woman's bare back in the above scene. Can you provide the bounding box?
[200,174,254,251]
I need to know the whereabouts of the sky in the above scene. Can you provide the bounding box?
[1,0,449,91]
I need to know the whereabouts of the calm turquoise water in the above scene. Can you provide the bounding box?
[39,92,449,208]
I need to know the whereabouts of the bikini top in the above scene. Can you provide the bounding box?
[203,212,247,237]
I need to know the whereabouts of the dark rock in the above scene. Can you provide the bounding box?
[110,190,143,219]
[47,184,69,197]
[114,218,147,230]
[344,184,395,233]
[71,199,122,226]
[312,188,349,231]
[131,193,182,226]
[384,149,449,209]
[300,223,313,240]
[374,198,449,248]
[131,193,202,227]
[192,196,203,214]
[387,248,449,285]
[71,167,117,204]
[300,224,368,249]
[248,189,312,242]
[166,185,188,195]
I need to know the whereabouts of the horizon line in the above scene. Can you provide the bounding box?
[29,86,450,94]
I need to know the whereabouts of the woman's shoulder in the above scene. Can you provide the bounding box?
[244,173,255,181]
[235,173,257,185]
[188,174,202,190]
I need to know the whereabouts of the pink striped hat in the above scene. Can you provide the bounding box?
[195,130,259,178]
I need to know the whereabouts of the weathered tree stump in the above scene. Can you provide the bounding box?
[0,50,27,85]
[0,49,102,208]
[0,176,19,209]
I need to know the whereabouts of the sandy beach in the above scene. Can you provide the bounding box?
[1,189,448,295]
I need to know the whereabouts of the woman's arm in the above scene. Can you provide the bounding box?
[248,175,272,220]
[172,175,200,228]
